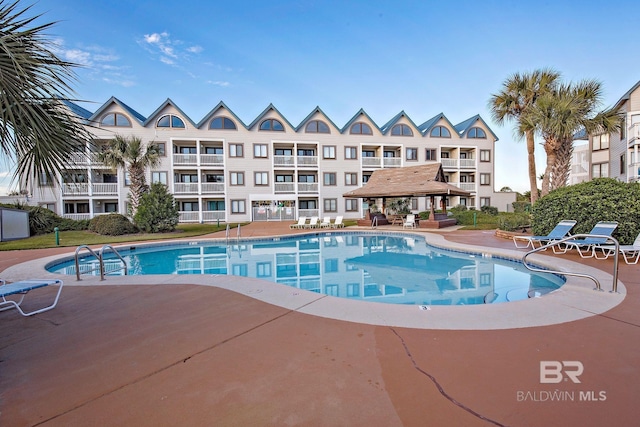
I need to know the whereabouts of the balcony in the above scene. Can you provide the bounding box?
[62,183,89,195]
[362,157,382,168]
[201,154,224,166]
[92,183,118,195]
[382,157,401,168]
[297,183,318,194]
[174,183,199,194]
[628,163,640,182]
[630,124,640,143]
[201,183,224,194]
[274,183,296,193]
[202,210,226,222]
[173,153,198,165]
[62,213,91,221]
[460,159,476,168]
[178,211,200,222]
[297,155,318,167]
[274,155,295,167]
[447,182,476,192]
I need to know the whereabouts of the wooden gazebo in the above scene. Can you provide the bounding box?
[342,163,470,228]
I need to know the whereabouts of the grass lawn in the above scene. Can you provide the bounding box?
[0,223,242,251]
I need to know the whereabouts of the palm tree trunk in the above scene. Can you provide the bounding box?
[541,140,558,197]
[551,139,573,190]
[525,130,538,204]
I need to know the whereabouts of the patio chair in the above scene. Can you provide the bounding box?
[403,214,416,229]
[305,216,319,228]
[320,216,331,228]
[290,216,307,229]
[594,232,640,264]
[555,221,618,258]
[0,279,64,317]
[513,220,577,249]
[331,216,344,228]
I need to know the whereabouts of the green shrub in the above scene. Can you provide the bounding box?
[512,201,531,213]
[531,178,640,245]
[1,203,89,235]
[480,205,499,216]
[133,183,179,233]
[498,213,532,231]
[89,213,138,236]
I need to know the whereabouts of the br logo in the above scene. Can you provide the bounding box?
[540,361,584,384]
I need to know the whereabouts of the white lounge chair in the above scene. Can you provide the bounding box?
[595,232,640,264]
[403,214,416,229]
[513,220,577,249]
[305,216,319,228]
[0,279,64,317]
[290,216,307,229]
[320,216,331,228]
[331,216,344,228]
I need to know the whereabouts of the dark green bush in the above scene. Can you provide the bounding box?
[480,205,499,215]
[512,201,531,213]
[498,213,532,231]
[1,203,89,235]
[89,213,138,236]
[133,183,179,233]
[531,178,640,244]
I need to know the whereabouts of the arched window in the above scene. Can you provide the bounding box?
[391,124,413,136]
[209,116,237,130]
[259,118,284,131]
[467,127,487,138]
[350,122,372,135]
[157,114,185,128]
[430,126,451,138]
[101,112,131,127]
[305,120,330,133]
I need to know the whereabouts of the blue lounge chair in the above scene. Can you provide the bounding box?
[555,221,619,258]
[594,232,640,264]
[513,220,577,249]
[0,279,64,317]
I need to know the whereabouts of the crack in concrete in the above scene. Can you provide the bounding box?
[389,327,508,427]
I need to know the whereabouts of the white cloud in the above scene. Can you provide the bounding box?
[144,32,167,44]
[160,57,175,65]
[187,45,203,54]
[207,80,231,87]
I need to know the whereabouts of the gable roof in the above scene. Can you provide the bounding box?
[61,100,93,121]
[246,103,296,131]
[295,106,342,132]
[89,96,146,125]
[454,114,499,140]
[340,108,381,134]
[613,80,640,110]
[143,98,197,128]
[417,112,458,136]
[342,163,470,198]
[195,101,247,129]
[379,110,421,135]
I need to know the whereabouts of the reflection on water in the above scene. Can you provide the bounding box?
[51,233,564,306]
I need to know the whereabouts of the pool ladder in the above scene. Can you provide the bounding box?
[225,223,241,244]
[74,244,128,281]
[521,234,620,292]
[371,216,378,229]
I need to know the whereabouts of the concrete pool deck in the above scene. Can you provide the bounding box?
[1,223,639,426]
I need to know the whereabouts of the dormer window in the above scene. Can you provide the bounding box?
[305,120,330,133]
[259,119,284,131]
[101,112,131,127]
[430,126,451,138]
[210,116,237,130]
[157,114,185,128]
[391,124,413,136]
[467,127,486,139]
[350,122,372,135]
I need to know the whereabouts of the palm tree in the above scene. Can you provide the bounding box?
[489,69,560,204]
[0,1,92,188]
[97,135,160,217]
[523,80,621,196]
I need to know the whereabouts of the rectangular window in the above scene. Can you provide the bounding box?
[230,172,244,186]
[345,199,358,211]
[253,144,268,158]
[181,201,199,211]
[229,143,244,157]
[205,174,224,183]
[592,163,609,178]
[480,150,491,162]
[298,174,316,183]
[232,264,248,277]
[207,200,225,211]
[345,146,357,159]
[324,198,337,212]
[345,172,357,186]
[323,145,336,159]
[406,148,417,161]
[40,203,55,211]
[480,173,491,185]
[231,199,246,213]
[151,171,168,185]
[323,172,336,186]
[593,134,610,151]
[257,262,272,278]
[204,146,223,154]
[620,116,626,140]
[298,200,317,209]
[362,150,375,157]
[425,149,437,161]
[411,198,418,210]
[124,172,131,186]
[620,154,626,175]
[480,197,491,207]
[38,172,53,187]
[254,172,269,185]
[362,174,371,183]
[324,259,339,273]
[156,142,166,156]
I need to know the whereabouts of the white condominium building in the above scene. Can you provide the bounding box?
[24,97,511,222]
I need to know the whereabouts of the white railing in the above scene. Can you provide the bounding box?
[173,153,198,165]
[362,157,382,168]
[201,183,224,193]
[629,123,640,142]
[460,158,476,168]
[252,206,297,221]
[174,183,199,194]
[297,182,318,193]
[92,183,118,195]
[201,154,224,166]
[441,158,458,168]
[297,155,318,167]
[179,211,200,222]
[274,155,295,167]
[62,183,89,195]
[459,182,476,192]
[274,183,296,193]
[382,157,401,167]
[627,163,640,181]
[202,210,226,222]
[63,213,91,221]
[298,209,319,219]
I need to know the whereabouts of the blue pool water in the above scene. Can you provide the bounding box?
[47,232,564,306]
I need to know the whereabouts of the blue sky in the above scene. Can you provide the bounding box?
[2,0,639,195]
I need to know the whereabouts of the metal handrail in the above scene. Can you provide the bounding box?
[522,234,620,293]
[225,223,230,244]
[100,244,128,279]
[237,223,241,241]
[371,216,378,229]
[74,245,101,281]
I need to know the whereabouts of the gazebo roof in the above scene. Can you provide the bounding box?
[342,163,470,198]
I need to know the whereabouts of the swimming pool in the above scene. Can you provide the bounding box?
[47,232,564,306]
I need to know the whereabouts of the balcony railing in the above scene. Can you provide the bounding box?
[297,183,318,193]
[460,159,476,168]
[173,153,198,165]
[297,155,318,167]
[382,157,401,167]
[274,155,295,167]
[201,183,224,193]
[92,183,118,195]
[629,123,640,143]
[275,182,296,193]
[441,158,457,168]
[459,182,476,192]
[298,209,320,219]
[174,183,199,194]
[202,210,226,222]
[627,162,640,181]
[201,154,224,166]
[62,213,91,221]
[362,157,382,168]
[178,211,200,222]
[62,183,89,195]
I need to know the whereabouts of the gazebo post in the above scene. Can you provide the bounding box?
[429,195,436,220]
[440,196,448,214]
